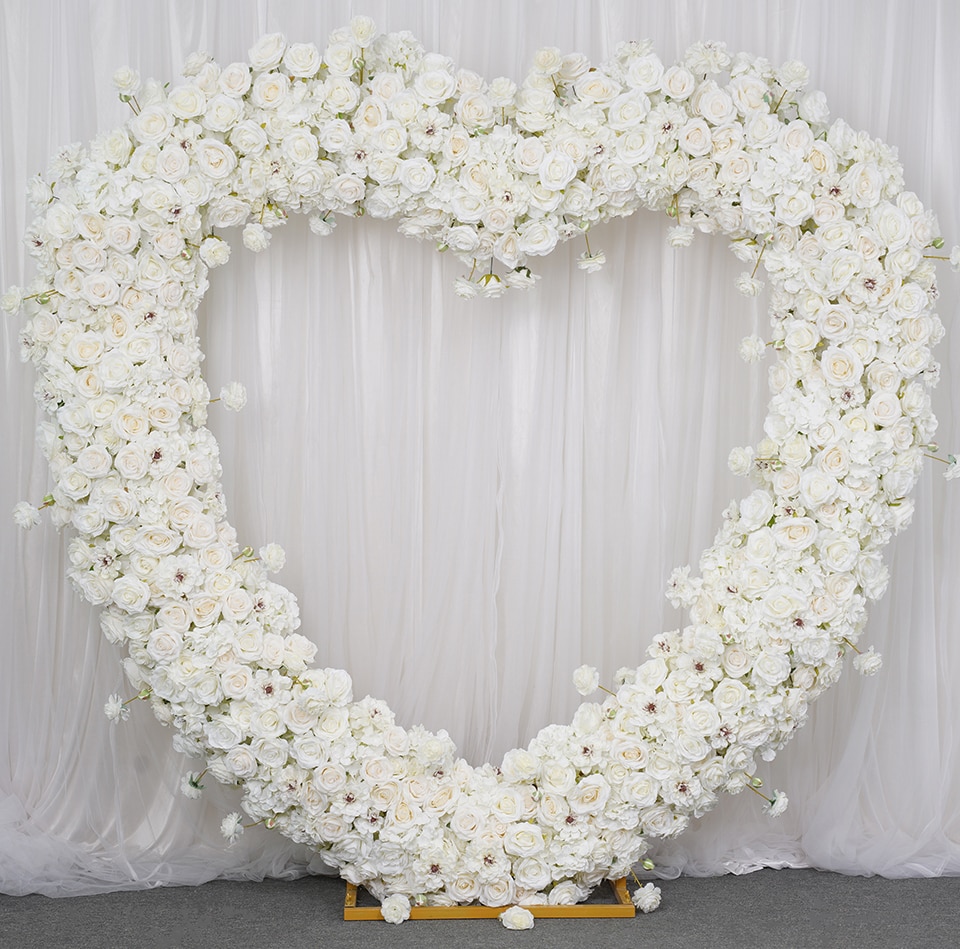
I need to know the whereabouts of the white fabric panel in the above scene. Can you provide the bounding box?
[1,0,959,895]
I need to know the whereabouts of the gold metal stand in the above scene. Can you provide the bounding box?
[343,878,635,920]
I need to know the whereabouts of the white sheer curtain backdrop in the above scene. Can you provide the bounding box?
[2,0,959,896]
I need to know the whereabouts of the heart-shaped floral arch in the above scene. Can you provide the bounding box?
[9,15,954,918]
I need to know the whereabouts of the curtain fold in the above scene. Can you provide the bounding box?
[2,0,959,896]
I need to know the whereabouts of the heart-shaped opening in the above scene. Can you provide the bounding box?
[203,212,768,765]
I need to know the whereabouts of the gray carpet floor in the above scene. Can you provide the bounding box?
[2,869,958,949]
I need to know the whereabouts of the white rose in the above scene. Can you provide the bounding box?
[282,42,321,78]
[722,643,752,678]
[224,745,258,779]
[131,105,173,144]
[694,82,735,125]
[633,882,662,914]
[775,191,815,227]
[819,532,860,573]
[168,84,206,118]
[573,70,620,104]
[799,90,830,125]
[568,774,611,815]
[65,331,104,367]
[739,490,774,530]
[196,139,238,180]
[661,65,695,100]
[539,759,576,795]
[683,701,721,737]
[248,33,286,71]
[134,526,181,557]
[677,118,712,157]
[844,162,883,208]
[500,906,534,931]
[539,151,577,191]
[456,92,494,130]
[398,158,436,194]
[82,272,120,306]
[866,391,902,427]
[147,627,183,663]
[349,15,377,47]
[113,65,141,96]
[218,62,251,96]
[229,121,267,157]
[713,678,748,717]
[783,320,819,353]
[113,444,148,480]
[203,94,243,132]
[500,748,539,783]
[752,649,791,687]
[504,824,545,857]
[799,469,838,508]
[112,576,151,613]
[221,665,252,700]
[415,68,457,105]
[103,218,141,254]
[328,174,366,206]
[251,71,287,108]
[821,346,863,387]
[773,517,818,550]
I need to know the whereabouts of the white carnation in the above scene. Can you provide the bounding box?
[632,882,661,913]
[104,693,129,724]
[667,225,694,248]
[219,382,247,411]
[736,273,763,296]
[738,335,766,363]
[572,664,600,696]
[220,812,244,843]
[767,790,789,817]
[577,251,606,273]
[242,223,270,253]
[853,646,883,676]
[13,501,42,530]
[180,771,204,799]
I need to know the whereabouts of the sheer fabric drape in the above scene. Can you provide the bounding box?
[2,0,959,896]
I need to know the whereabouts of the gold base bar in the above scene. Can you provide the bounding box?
[343,878,635,920]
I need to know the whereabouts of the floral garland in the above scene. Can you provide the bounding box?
[7,16,959,924]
